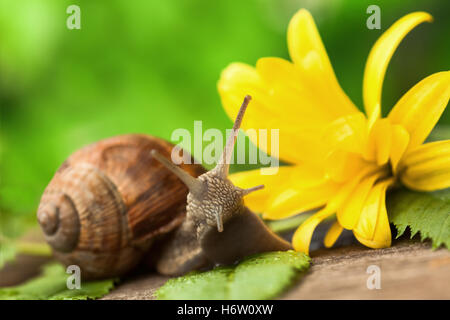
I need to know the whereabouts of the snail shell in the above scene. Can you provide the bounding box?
[37,134,205,279]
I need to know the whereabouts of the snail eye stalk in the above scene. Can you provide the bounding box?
[151,150,205,198]
[213,95,252,179]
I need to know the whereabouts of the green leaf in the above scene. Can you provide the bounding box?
[48,280,116,300]
[387,188,450,249]
[0,263,116,300]
[155,250,310,300]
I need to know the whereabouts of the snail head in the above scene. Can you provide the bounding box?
[151,95,263,233]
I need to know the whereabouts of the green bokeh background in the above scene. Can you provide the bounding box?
[0,0,449,230]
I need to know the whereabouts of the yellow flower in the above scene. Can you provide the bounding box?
[218,9,450,254]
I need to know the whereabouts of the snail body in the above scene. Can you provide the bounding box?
[37,96,291,279]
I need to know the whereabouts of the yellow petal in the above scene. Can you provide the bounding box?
[322,112,368,155]
[365,118,392,165]
[401,140,450,167]
[218,9,362,165]
[324,150,368,183]
[230,165,326,215]
[264,179,340,220]
[337,172,380,230]
[400,140,450,191]
[330,163,382,208]
[363,12,433,120]
[256,57,347,123]
[390,125,410,174]
[287,9,357,117]
[324,221,344,248]
[230,166,301,213]
[287,9,332,74]
[218,63,328,164]
[353,179,394,248]
[292,205,335,254]
[388,71,450,149]
[291,166,377,253]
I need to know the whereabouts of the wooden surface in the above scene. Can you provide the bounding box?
[101,239,450,300]
[2,239,449,299]
[283,240,450,299]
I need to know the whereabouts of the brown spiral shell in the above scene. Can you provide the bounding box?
[37,134,205,279]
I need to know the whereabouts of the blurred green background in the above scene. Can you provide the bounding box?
[1,0,449,235]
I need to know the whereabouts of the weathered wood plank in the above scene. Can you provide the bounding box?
[283,240,450,299]
[102,240,450,300]
[1,239,448,299]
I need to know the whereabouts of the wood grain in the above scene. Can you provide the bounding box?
[283,240,450,299]
[2,239,448,299]
[101,240,450,300]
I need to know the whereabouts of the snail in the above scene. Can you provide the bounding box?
[37,134,205,279]
[37,95,291,279]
